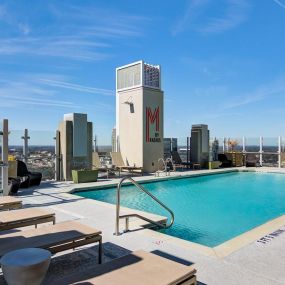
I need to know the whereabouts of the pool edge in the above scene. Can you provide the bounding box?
[69,168,285,259]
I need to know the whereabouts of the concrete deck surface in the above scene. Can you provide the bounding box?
[1,168,285,284]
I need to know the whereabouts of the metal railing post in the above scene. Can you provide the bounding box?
[115,176,174,236]
[115,179,121,235]
[278,136,282,168]
[125,217,129,232]
[259,137,263,167]
[2,119,9,196]
[242,136,246,166]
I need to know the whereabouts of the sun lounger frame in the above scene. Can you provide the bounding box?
[0,208,56,231]
[0,198,22,211]
[51,250,196,285]
[0,221,103,264]
[0,214,55,231]
[44,233,102,263]
[0,202,22,211]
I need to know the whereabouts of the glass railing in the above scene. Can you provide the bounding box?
[8,130,56,180]
[163,136,285,168]
[3,128,285,184]
[0,129,3,192]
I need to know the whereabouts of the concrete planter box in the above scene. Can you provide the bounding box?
[72,169,98,183]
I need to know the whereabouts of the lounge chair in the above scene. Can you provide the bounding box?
[0,208,55,231]
[245,155,257,167]
[92,152,116,178]
[51,250,197,285]
[218,154,232,167]
[110,152,143,176]
[17,160,42,188]
[8,177,21,195]
[0,220,102,264]
[0,197,22,211]
[170,151,191,170]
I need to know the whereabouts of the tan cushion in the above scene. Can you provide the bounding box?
[0,221,101,257]
[0,197,21,206]
[0,208,54,224]
[54,250,196,285]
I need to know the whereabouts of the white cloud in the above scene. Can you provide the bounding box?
[172,0,209,35]
[222,77,285,110]
[199,0,249,34]
[0,36,110,61]
[38,79,114,96]
[0,3,146,61]
[0,74,114,110]
[172,0,250,35]
[273,0,285,10]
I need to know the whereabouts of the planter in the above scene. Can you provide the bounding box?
[72,169,98,183]
[208,161,221,169]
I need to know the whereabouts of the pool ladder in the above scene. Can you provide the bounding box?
[115,176,174,236]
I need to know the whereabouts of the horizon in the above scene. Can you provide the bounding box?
[1,1,285,144]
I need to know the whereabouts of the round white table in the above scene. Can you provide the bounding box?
[0,248,51,285]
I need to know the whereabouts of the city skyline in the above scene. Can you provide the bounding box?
[1,1,285,144]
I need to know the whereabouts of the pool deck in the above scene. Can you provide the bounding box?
[3,167,285,284]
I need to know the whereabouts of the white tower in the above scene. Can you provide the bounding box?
[116,60,163,172]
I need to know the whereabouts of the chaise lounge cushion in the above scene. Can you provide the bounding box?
[0,221,102,257]
[52,250,197,285]
[0,208,55,231]
[0,197,22,211]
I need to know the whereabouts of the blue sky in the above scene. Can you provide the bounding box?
[1,0,285,145]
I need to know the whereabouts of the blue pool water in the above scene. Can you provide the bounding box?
[75,172,285,247]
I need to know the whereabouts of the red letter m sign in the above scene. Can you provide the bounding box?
[146,107,160,142]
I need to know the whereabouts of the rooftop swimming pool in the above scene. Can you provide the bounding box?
[75,172,285,247]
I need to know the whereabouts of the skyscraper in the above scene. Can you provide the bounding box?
[111,127,116,152]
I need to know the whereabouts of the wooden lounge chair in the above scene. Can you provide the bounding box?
[92,152,116,178]
[0,208,55,231]
[110,152,143,176]
[51,250,197,285]
[0,197,22,211]
[171,151,191,170]
[0,220,102,264]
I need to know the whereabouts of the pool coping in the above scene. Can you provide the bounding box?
[69,167,285,259]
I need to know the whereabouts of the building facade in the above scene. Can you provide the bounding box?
[190,124,209,167]
[164,138,178,158]
[116,61,164,172]
[111,127,116,152]
[56,113,93,181]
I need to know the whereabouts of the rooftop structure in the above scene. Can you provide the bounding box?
[56,113,93,181]
[115,60,163,172]
[190,124,209,168]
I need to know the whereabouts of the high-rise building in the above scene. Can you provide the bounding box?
[190,124,209,167]
[116,60,163,172]
[164,138,178,158]
[111,127,116,152]
[56,113,93,180]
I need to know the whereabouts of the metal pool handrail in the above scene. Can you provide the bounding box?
[115,176,174,236]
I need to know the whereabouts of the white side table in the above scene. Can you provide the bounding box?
[0,248,51,285]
